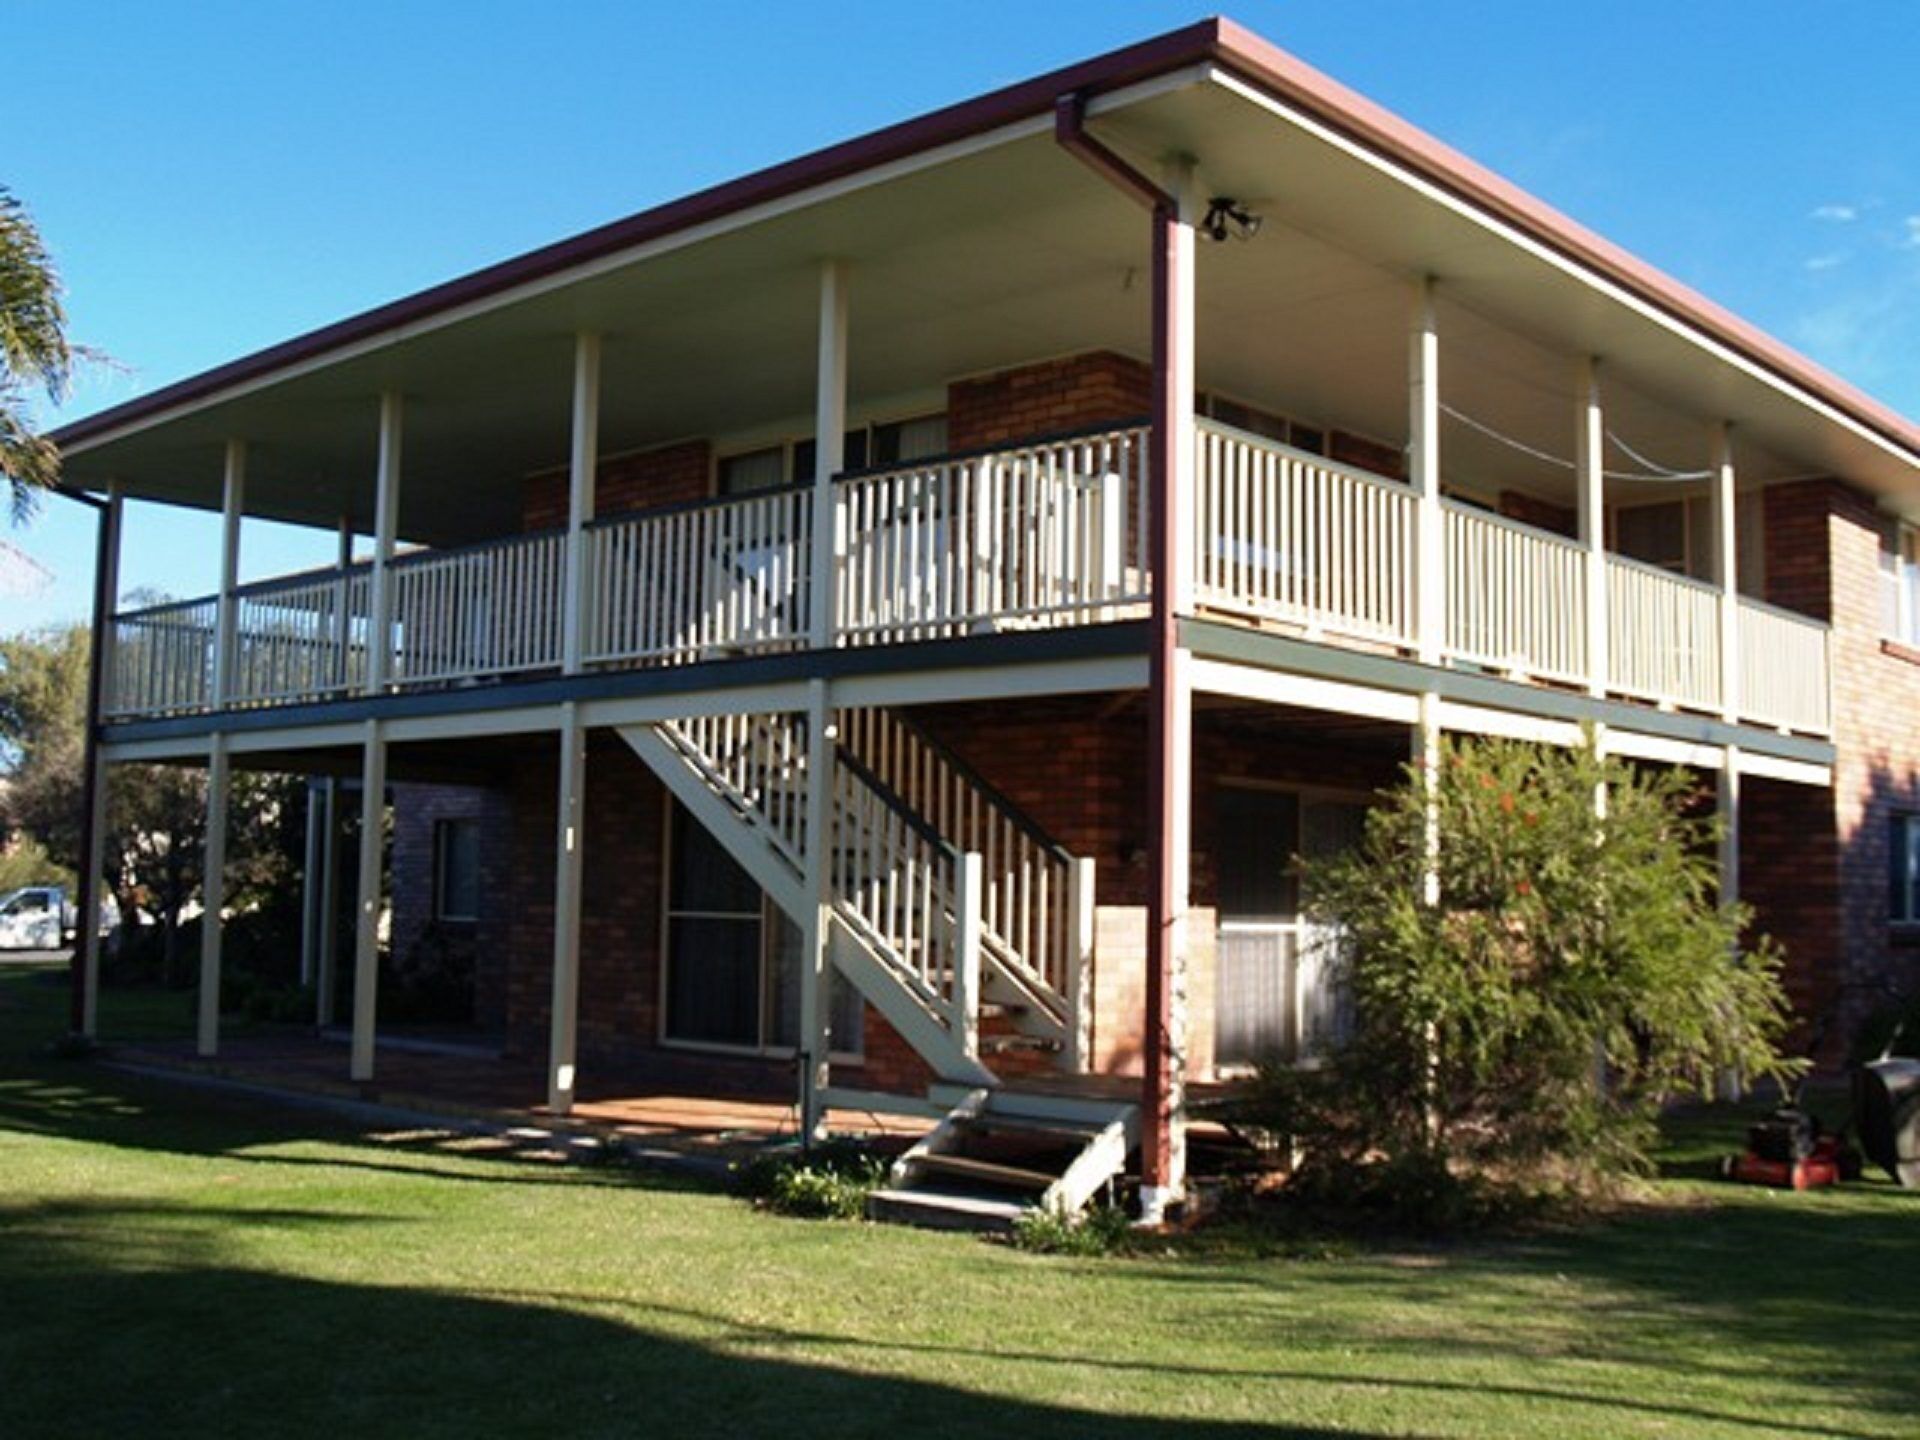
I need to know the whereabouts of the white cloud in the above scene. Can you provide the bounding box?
[1805,251,1848,272]
[1811,203,1858,222]
[1902,215,1920,249]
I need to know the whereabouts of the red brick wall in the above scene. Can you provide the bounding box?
[522,439,712,530]
[389,781,513,1032]
[1499,490,1577,538]
[947,351,1150,451]
[1748,480,1920,1059]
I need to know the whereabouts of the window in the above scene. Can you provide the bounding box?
[663,803,863,1055]
[717,415,948,495]
[1892,815,1920,925]
[1614,498,1715,577]
[433,818,481,923]
[1882,522,1920,648]
[1213,787,1368,1068]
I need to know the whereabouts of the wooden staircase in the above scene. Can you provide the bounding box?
[868,1087,1138,1232]
[619,705,1133,1226]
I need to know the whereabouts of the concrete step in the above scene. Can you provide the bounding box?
[867,1186,1029,1233]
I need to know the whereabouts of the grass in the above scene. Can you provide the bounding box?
[2,961,1916,1439]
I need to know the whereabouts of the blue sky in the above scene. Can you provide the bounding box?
[5,0,1917,634]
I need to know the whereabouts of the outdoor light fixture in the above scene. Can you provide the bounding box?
[1201,196,1262,242]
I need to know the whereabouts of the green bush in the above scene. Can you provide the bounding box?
[734,1139,886,1220]
[1246,731,1799,1220]
[1010,1203,1132,1256]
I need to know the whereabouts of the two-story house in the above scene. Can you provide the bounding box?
[52,18,1920,1224]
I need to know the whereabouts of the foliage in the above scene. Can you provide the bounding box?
[0,620,308,989]
[0,833,73,893]
[1009,1203,1133,1256]
[0,185,85,520]
[1249,732,1800,1215]
[382,922,477,1024]
[733,1139,886,1219]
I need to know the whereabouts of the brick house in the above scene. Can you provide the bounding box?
[53,18,1920,1220]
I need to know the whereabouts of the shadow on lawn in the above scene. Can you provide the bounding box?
[0,1197,1362,1440]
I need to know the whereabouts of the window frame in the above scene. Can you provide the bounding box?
[432,817,482,924]
[1883,520,1920,649]
[657,800,865,1061]
[1892,813,1920,927]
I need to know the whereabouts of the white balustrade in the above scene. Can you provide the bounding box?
[831,751,977,1029]
[584,487,812,667]
[1607,556,1723,712]
[387,532,566,685]
[107,597,217,717]
[230,568,371,705]
[1196,420,1414,644]
[1443,503,1587,682]
[1738,598,1831,733]
[839,706,1075,1022]
[835,426,1148,645]
[659,711,811,871]
[99,422,1835,742]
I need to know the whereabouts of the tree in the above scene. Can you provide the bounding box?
[1256,732,1799,1216]
[1,185,80,521]
[0,621,304,984]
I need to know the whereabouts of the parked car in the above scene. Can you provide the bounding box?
[0,886,75,949]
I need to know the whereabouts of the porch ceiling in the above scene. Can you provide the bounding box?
[58,61,1920,547]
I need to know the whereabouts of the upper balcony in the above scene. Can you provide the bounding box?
[59,50,1907,759]
[101,418,1832,738]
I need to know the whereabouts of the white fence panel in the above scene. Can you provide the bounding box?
[1195,420,1414,644]
[1443,503,1587,682]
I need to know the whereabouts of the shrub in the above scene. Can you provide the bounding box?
[1010,1203,1133,1256]
[1248,731,1799,1218]
[734,1139,886,1220]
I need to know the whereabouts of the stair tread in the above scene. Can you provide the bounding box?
[913,1153,1057,1189]
[869,1187,1031,1219]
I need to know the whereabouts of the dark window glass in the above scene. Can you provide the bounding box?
[1215,788,1300,921]
[434,819,481,922]
[665,916,763,1045]
[669,806,762,914]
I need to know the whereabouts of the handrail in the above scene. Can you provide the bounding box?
[834,746,959,859]
[1437,494,1583,554]
[879,708,1073,863]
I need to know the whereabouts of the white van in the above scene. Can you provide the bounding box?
[0,886,74,950]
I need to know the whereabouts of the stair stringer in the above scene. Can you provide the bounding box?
[616,723,809,919]
[618,721,996,1090]
[828,926,997,1089]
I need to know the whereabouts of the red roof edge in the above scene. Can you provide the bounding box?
[52,15,1920,463]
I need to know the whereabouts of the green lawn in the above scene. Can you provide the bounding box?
[2,962,1914,1440]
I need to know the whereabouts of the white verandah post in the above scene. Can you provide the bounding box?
[350,719,387,1082]
[562,333,601,675]
[799,258,848,1142]
[1577,358,1607,696]
[1410,277,1443,665]
[366,393,402,694]
[547,703,587,1113]
[1711,423,1739,723]
[197,732,231,1057]
[213,441,245,707]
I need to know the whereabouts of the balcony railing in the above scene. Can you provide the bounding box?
[102,420,1832,737]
